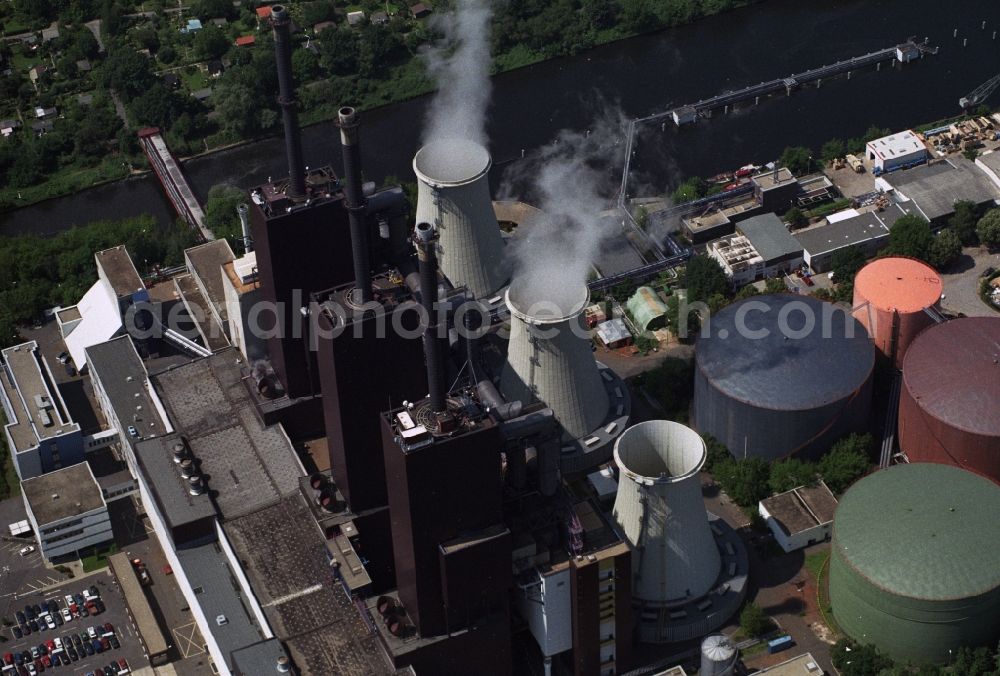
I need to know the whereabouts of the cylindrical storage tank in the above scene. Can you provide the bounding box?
[830,463,1000,664]
[413,139,511,298]
[693,294,875,461]
[500,280,609,440]
[898,317,1000,481]
[852,257,942,368]
[700,634,738,676]
[612,421,721,609]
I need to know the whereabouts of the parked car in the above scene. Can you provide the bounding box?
[18,546,35,557]
[67,646,78,661]
[117,658,129,673]
[126,425,138,438]
[16,612,26,625]
[93,599,105,614]
[102,623,114,636]
[12,625,23,639]
[44,616,55,630]
[63,596,74,608]
[87,586,99,599]
[60,609,71,623]
[27,620,38,633]
[81,641,93,657]
[99,637,109,652]
[91,638,102,654]
[3,653,13,666]
[108,635,119,650]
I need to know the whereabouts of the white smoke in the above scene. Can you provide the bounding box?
[421,0,493,146]
[502,109,628,314]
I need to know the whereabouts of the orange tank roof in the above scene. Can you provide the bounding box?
[854,257,941,313]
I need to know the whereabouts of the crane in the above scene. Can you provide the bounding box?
[959,72,1000,109]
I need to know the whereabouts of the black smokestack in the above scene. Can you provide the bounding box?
[338,106,371,304]
[414,222,447,414]
[270,5,306,198]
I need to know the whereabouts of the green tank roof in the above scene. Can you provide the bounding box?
[626,287,667,332]
[833,463,1000,600]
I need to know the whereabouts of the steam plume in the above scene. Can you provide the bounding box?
[421,0,493,146]
[501,109,627,313]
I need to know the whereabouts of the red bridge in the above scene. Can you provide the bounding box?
[138,128,213,241]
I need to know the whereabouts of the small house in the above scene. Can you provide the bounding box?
[313,21,336,35]
[163,73,181,90]
[1,119,22,137]
[207,60,224,78]
[235,35,256,47]
[347,11,366,27]
[256,5,273,22]
[31,120,54,136]
[596,319,633,350]
[371,11,389,25]
[75,59,92,72]
[191,88,213,102]
[410,3,433,19]
[41,25,60,43]
[34,106,57,119]
[28,65,47,83]
[182,18,203,33]
[211,18,229,28]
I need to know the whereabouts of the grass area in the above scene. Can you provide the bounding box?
[807,550,841,636]
[804,550,829,582]
[81,542,118,572]
[806,198,852,219]
[0,157,131,211]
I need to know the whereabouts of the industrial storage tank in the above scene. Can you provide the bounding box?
[898,316,1000,482]
[693,294,875,461]
[830,463,1000,664]
[700,634,738,676]
[413,139,511,298]
[852,257,942,368]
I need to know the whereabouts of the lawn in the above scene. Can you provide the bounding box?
[81,542,118,572]
[0,157,131,210]
[804,550,829,582]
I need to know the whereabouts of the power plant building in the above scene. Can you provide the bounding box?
[830,463,1000,664]
[611,421,747,642]
[852,257,942,368]
[693,295,875,461]
[898,317,1000,482]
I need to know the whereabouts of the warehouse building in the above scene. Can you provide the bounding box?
[21,463,113,562]
[794,206,904,273]
[865,130,927,173]
[693,295,874,461]
[830,464,1000,664]
[878,159,999,222]
[759,482,837,553]
[1,341,84,480]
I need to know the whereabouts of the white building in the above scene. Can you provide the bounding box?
[709,235,764,286]
[21,463,113,561]
[709,213,803,285]
[759,482,837,553]
[0,341,85,480]
[222,251,266,361]
[865,130,927,173]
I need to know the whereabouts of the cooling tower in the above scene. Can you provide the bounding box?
[700,634,738,676]
[413,139,511,298]
[500,280,609,440]
[853,257,942,368]
[612,421,721,608]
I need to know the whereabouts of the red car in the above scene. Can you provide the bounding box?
[3,653,13,666]
[118,658,129,670]
[99,637,110,652]
[41,655,51,669]
[103,622,114,635]
[44,641,54,653]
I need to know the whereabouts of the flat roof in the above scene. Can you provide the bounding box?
[223,258,260,296]
[1,341,78,452]
[794,210,892,257]
[976,149,1000,175]
[683,210,731,232]
[752,167,796,190]
[185,240,235,325]
[737,213,803,263]
[150,349,304,518]
[22,463,104,525]
[231,639,292,675]
[57,306,81,323]
[135,435,217,529]
[758,653,823,675]
[761,482,837,537]
[223,493,393,675]
[175,541,267,671]
[866,130,924,160]
[85,337,169,441]
[108,553,169,656]
[95,246,145,298]
[174,274,230,352]
[884,160,999,221]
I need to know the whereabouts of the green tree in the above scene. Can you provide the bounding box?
[671,176,707,204]
[129,84,186,129]
[927,228,962,270]
[769,458,816,493]
[193,23,230,61]
[158,45,177,65]
[978,208,1000,249]
[831,639,893,676]
[948,199,981,246]
[301,0,338,26]
[819,433,871,494]
[713,456,770,507]
[886,213,934,261]
[292,48,321,84]
[831,246,867,285]
[734,283,760,300]
[318,26,359,76]
[779,146,813,175]
[98,43,156,101]
[639,357,694,421]
[202,185,246,247]
[784,206,807,229]
[683,255,728,302]
[192,0,236,19]
[951,646,995,676]
[763,277,786,294]
[820,138,846,163]
[702,435,731,473]
[739,602,773,638]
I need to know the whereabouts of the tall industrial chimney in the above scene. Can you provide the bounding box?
[270,5,306,198]
[338,106,371,304]
[414,222,447,414]
[612,421,721,610]
[413,139,511,298]
[237,203,252,252]
[500,279,609,439]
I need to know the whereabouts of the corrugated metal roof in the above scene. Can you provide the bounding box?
[833,463,1000,600]
[695,295,875,410]
[902,317,1000,436]
[626,287,667,331]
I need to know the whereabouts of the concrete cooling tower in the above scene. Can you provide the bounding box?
[898,316,1000,482]
[612,421,747,643]
[831,463,1000,664]
[500,280,610,440]
[852,257,942,368]
[413,139,511,298]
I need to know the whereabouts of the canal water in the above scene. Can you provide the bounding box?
[3,0,1000,236]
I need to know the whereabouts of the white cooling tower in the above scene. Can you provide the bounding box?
[500,280,609,440]
[612,421,721,607]
[700,634,738,676]
[413,138,511,298]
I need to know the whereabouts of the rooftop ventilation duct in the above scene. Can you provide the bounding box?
[413,139,510,298]
[500,279,608,439]
[612,421,720,608]
[188,474,206,496]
